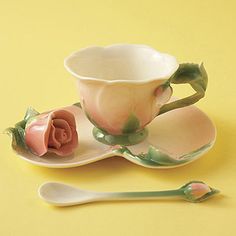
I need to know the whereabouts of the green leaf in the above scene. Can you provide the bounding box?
[146,146,175,165]
[5,106,40,152]
[122,114,140,134]
[15,119,27,129]
[5,127,27,150]
[170,63,208,93]
[24,107,39,122]
[73,102,82,108]
[159,63,208,115]
[114,143,213,167]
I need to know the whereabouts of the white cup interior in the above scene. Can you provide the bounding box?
[65,44,178,82]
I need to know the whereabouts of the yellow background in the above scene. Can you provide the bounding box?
[0,0,235,235]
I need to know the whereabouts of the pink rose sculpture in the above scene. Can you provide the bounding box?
[6,107,78,157]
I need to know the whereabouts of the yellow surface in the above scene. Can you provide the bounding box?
[0,0,235,235]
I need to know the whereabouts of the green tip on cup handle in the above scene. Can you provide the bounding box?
[159,63,208,115]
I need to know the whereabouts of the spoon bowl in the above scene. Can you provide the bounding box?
[39,182,97,206]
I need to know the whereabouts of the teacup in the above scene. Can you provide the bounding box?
[65,44,207,145]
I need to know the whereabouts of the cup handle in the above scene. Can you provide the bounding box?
[158,63,208,116]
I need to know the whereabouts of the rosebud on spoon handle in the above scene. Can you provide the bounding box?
[38,181,219,206]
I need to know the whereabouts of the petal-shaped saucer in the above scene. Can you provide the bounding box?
[12,104,216,169]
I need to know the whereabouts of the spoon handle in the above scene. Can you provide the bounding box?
[96,189,184,201]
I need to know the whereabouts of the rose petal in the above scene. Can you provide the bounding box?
[190,183,211,199]
[48,124,61,149]
[52,119,72,144]
[51,110,76,128]
[25,113,52,156]
[48,127,78,156]
[54,128,67,144]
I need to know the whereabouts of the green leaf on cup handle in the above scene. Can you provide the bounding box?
[159,63,208,115]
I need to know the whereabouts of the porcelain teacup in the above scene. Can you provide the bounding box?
[65,44,207,145]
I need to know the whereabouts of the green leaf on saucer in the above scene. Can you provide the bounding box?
[73,102,82,108]
[113,142,213,167]
[15,119,27,129]
[5,106,40,152]
[24,107,39,122]
[145,146,177,165]
[5,127,27,150]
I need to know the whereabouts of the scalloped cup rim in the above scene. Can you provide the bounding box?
[64,44,179,84]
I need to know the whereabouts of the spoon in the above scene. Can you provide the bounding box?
[38,181,219,206]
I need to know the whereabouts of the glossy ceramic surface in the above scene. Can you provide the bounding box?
[64,44,176,136]
[64,44,208,147]
[39,181,219,206]
[11,101,216,169]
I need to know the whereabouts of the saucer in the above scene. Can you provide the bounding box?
[12,103,216,169]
